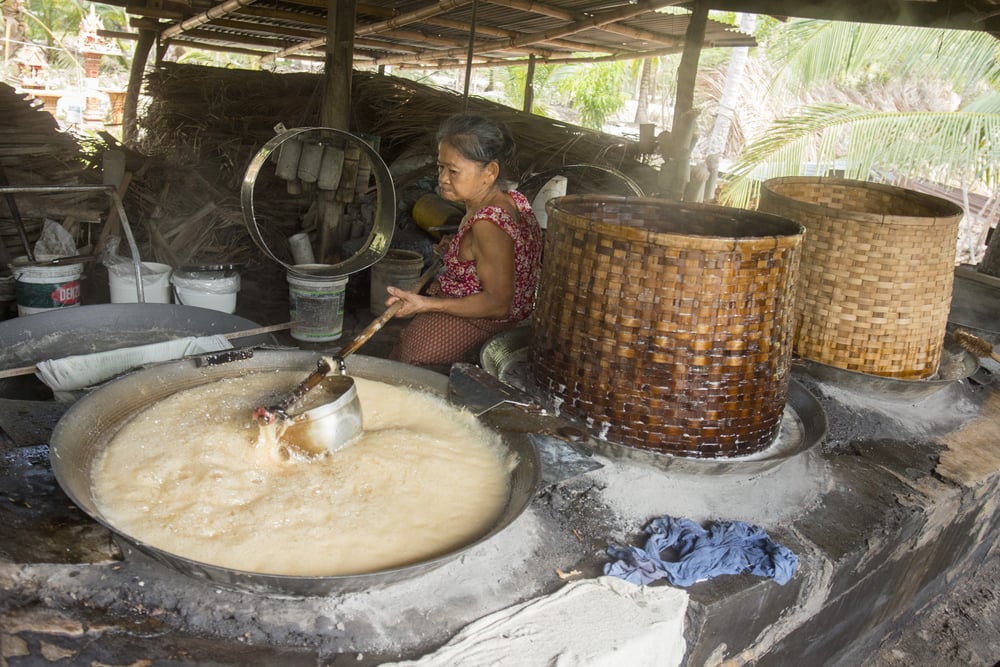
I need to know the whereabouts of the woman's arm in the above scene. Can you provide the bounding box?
[387,219,515,319]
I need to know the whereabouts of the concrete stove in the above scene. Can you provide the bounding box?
[3,352,1000,665]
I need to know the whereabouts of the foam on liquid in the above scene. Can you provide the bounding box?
[92,372,515,576]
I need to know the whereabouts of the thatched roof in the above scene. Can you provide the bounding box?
[126,63,657,268]
[141,63,658,190]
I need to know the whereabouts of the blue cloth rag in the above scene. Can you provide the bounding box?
[604,516,798,587]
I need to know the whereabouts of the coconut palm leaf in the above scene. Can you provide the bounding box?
[720,102,1000,208]
[768,20,1000,94]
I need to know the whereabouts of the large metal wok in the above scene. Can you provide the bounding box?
[0,304,278,400]
[49,350,540,597]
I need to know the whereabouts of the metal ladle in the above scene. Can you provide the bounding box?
[252,260,440,455]
[252,356,363,457]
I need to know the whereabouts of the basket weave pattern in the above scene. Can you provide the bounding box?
[529,195,803,458]
[758,178,963,380]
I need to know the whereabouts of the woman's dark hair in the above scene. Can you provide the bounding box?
[437,114,516,179]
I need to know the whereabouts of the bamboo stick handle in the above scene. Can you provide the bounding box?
[0,321,295,379]
[337,258,441,360]
[337,300,403,358]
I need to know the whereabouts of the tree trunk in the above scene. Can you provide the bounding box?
[123,29,155,146]
[2,0,27,64]
[664,0,708,200]
[705,13,756,161]
[633,57,653,125]
[978,220,1000,277]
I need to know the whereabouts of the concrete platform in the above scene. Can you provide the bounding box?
[2,266,1000,665]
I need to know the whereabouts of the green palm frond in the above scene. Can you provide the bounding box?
[720,102,1000,208]
[962,90,1000,113]
[769,20,1000,93]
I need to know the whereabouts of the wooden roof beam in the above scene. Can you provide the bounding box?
[369,26,557,57]
[374,0,678,66]
[165,37,281,58]
[486,0,685,48]
[207,18,321,41]
[424,15,611,53]
[398,41,686,68]
[161,0,260,40]
[236,6,326,28]
[270,0,473,59]
[178,26,299,50]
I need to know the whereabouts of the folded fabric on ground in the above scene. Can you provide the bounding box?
[605,515,798,587]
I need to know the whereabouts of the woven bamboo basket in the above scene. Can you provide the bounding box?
[529,195,804,458]
[758,177,963,380]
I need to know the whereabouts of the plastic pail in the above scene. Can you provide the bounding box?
[10,256,84,316]
[109,262,173,303]
[288,269,348,343]
[370,249,424,316]
[171,267,241,313]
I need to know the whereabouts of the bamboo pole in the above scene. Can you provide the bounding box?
[523,54,535,114]
[161,0,262,40]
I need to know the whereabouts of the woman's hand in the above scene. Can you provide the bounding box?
[385,286,428,318]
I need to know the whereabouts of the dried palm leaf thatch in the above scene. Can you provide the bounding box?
[349,73,653,185]
[119,154,261,268]
[0,83,105,259]
[142,63,656,191]
[135,63,659,267]
[142,64,324,190]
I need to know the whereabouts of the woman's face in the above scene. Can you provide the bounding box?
[437,140,495,203]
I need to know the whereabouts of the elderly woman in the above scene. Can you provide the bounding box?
[387,114,543,366]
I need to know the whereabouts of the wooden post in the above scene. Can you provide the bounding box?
[317,0,357,263]
[664,0,708,201]
[123,28,155,145]
[321,0,355,129]
[462,0,480,111]
[523,54,536,114]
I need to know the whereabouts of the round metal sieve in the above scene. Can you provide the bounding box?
[240,127,396,279]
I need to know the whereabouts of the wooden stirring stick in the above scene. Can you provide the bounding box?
[337,259,441,358]
[252,258,440,424]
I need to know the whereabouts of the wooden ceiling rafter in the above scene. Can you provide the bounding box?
[106,0,759,69]
[422,15,598,52]
[161,0,260,40]
[371,0,679,67]
[270,0,474,59]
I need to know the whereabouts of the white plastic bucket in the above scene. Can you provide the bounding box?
[370,249,424,316]
[171,268,241,313]
[287,268,348,343]
[531,175,568,229]
[10,256,84,316]
[109,262,173,304]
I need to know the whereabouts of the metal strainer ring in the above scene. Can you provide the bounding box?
[240,126,396,279]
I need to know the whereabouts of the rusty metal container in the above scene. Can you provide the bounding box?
[529,195,804,458]
[758,177,963,379]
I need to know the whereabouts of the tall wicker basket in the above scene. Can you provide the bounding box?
[529,195,804,458]
[758,177,963,380]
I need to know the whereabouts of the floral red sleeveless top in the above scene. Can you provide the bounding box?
[437,190,543,322]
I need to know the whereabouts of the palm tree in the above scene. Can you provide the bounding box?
[718,20,1000,261]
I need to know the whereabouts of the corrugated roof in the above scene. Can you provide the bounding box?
[97,0,1000,70]
[100,0,755,68]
